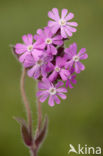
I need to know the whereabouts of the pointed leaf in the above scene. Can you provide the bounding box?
[35,116,48,148]
[14,117,32,146]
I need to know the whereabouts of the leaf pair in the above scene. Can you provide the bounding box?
[14,115,48,149]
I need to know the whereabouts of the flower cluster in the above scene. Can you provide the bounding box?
[14,8,88,107]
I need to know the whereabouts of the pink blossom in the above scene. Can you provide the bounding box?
[13,8,88,107]
[23,54,50,79]
[34,27,63,55]
[48,8,78,38]
[15,34,42,63]
[65,43,88,73]
[66,75,77,88]
[37,79,67,106]
[66,67,77,88]
[49,56,70,82]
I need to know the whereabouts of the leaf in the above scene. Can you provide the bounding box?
[14,117,32,147]
[35,115,48,148]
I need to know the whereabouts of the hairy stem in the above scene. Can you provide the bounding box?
[20,68,32,133]
[37,97,42,132]
[36,82,42,135]
[30,146,37,156]
[20,69,43,156]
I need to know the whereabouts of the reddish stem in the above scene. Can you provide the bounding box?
[20,69,43,156]
[20,68,32,134]
[30,146,37,156]
[37,96,42,132]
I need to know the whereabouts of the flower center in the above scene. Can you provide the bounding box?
[45,38,52,44]
[59,19,66,26]
[27,45,33,52]
[55,67,60,72]
[36,59,43,66]
[49,87,56,95]
[73,55,79,62]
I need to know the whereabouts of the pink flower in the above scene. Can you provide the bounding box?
[37,79,67,107]
[66,67,77,88]
[66,75,77,88]
[23,54,50,79]
[49,56,70,82]
[13,8,88,108]
[65,43,88,73]
[15,34,42,63]
[34,27,63,55]
[48,8,78,38]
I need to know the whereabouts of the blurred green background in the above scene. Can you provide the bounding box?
[0,0,103,155]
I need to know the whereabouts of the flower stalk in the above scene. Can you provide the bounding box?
[37,95,42,134]
[20,67,32,134]
[19,67,47,156]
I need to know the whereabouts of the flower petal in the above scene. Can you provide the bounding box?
[49,71,58,82]
[32,49,43,60]
[42,78,52,88]
[53,39,63,46]
[48,21,57,27]
[65,27,73,37]
[78,48,86,56]
[71,75,77,84]
[51,24,60,34]
[15,44,26,54]
[52,8,60,20]
[65,43,77,58]
[79,53,88,60]
[59,70,69,81]
[67,22,78,27]
[56,57,66,68]
[38,81,50,90]
[71,78,77,84]
[22,34,33,45]
[55,81,64,88]
[57,87,67,93]
[48,11,57,20]
[68,82,73,89]
[23,54,35,68]
[54,95,60,104]
[33,68,41,79]
[61,27,67,38]
[48,95,55,107]
[75,62,80,73]
[47,45,57,55]
[27,65,38,77]
[61,9,68,19]
[19,52,28,63]
[39,93,49,103]
[66,25,77,32]
[52,35,63,46]
[77,62,85,71]
[41,65,47,77]
[65,60,74,68]
[57,93,67,99]
[65,12,74,21]
[66,79,70,88]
